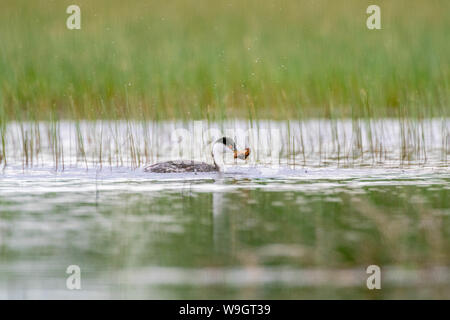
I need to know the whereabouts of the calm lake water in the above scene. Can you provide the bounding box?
[0,120,449,299]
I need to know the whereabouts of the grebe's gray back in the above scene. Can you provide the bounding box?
[144,160,217,173]
[144,137,250,173]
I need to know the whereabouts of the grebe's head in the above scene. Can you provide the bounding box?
[211,137,250,170]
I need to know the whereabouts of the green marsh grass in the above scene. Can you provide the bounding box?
[0,0,449,121]
[0,0,449,169]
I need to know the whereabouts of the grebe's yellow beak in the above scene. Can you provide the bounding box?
[234,148,250,160]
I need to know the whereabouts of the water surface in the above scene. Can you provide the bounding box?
[0,120,449,299]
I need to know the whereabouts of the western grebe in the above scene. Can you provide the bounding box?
[144,137,250,173]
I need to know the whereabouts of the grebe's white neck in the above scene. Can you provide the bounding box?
[211,137,237,172]
[211,137,250,172]
[211,141,228,172]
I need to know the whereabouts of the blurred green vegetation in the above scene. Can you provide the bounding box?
[0,0,449,120]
